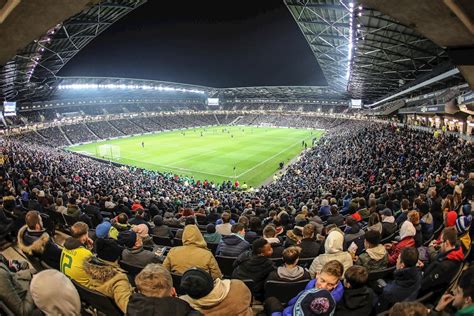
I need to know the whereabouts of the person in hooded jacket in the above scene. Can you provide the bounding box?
[232,238,275,300]
[375,247,422,313]
[420,227,465,296]
[355,230,388,272]
[127,263,201,316]
[163,225,222,279]
[386,220,416,266]
[336,265,375,316]
[180,268,253,316]
[267,246,311,282]
[309,226,353,278]
[216,223,250,257]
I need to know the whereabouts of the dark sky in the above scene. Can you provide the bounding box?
[59,0,326,88]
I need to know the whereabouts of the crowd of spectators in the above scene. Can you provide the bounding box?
[0,115,473,315]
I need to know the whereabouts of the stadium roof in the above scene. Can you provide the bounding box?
[0,0,146,103]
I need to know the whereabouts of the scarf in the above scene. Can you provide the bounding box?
[181,278,231,310]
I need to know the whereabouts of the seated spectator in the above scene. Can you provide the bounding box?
[319,199,331,217]
[421,227,465,295]
[216,212,232,236]
[344,216,364,248]
[84,196,103,227]
[132,223,154,248]
[309,227,353,277]
[163,225,222,279]
[0,257,35,316]
[66,197,81,217]
[203,223,221,244]
[95,236,124,266]
[30,269,81,316]
[180,268,253,316]
[408,210,423,247]
[232,238,275,300]
[326,205,345,227]
[386,220,416,266]
[55,197,67,214]
[152,215,174,239]
[445,209,458,228]
[367,213,382,235]
[245,216,262,243]
[265,260,342,315]
[389,302,428,316]
[356,198,370,220]
[299,224,321,258]
[432,267,474,316]
[267,246,311,282]
[17,210,62,269]
[419,203,434,241]
[396,199,411,226]
[119,230,161,268]
[336,265,375,315]
[116,197,131,217]
[60,221,94,286]
[216,223,250,257]
[131,199,144,212]
[109,213,132,239]
[175,217,197,240]
[263,225,284,258]
[129,209,151,230]
[355,230,388,272]
[381,208,397,238]
[284,227,303,247]
[375,247,422,313]
[456,215,472,252]
[127,263,198,315]
[83,256,133,313]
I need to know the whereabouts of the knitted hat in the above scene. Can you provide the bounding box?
[293,288,335,316]
[380,208,392,217]
[95,221,112,239]
[95,238,123,262]
[30,269,81,316]
[117,230,137,248]
[462,204,472,217]
[132,224,149,238]
[180,268,214,299]
[456,216,472,235]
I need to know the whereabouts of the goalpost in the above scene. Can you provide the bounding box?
[96,144,121,160]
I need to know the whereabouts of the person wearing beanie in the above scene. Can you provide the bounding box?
[30,269,81,316]
[456,215,472,252]
[119,230,161,268]
[203,223,222,244]
[420,227,465,296]
[386,221,416,266]
[180,268,253,316]
[82,256,133,313]
[445,210,458,228]
[163,225,222,279]
[127,264,199,316]
[94,237,124,265]
[132,223,154,248]
[355,230,388,272]
[95,221,112,239]
[152,215,174,239]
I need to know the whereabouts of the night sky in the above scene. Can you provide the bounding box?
[58,0,326,88]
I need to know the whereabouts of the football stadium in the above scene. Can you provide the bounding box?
[0,1,473,315]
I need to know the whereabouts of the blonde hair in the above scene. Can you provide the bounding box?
[135,264,173,298]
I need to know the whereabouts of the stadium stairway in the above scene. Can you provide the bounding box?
[83,123,102,139]
[58,125,73,145]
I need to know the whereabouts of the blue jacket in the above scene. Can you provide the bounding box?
[216,234,250,257]
[272,279,344,316]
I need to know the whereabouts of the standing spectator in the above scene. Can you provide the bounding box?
[180,268,253,316]
[163,225,222,279]
[216,223,250,257]
[375,247,422,313]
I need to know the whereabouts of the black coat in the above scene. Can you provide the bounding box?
[216,235,250,257]
[375,266,422,313]
[299,238,321,258]
[326,214,345,227]
[336,286,375,316]
[232,251,275,299]
[127,293,201,316]
[381,222,397,238]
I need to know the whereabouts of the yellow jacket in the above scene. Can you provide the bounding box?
[60,238,93,286]
[163,225,222,279]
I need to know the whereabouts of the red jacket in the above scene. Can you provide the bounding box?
[388,237,415,266]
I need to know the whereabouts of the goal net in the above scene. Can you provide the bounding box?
[96,144,121,160]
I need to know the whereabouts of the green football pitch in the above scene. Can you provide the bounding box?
[67,125,324,187]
